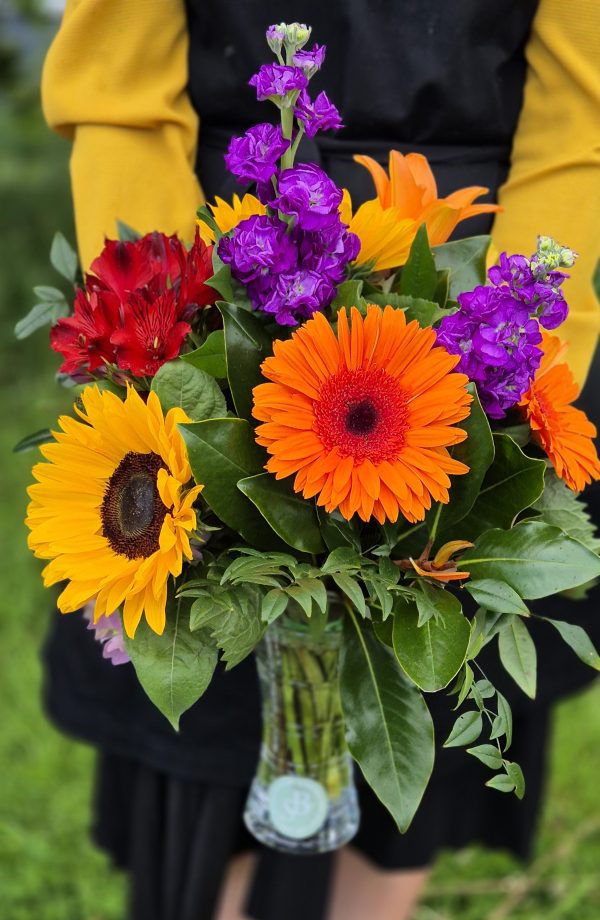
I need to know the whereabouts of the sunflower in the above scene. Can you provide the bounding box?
[253,306,472,524]
[26,385,203,637]
[341,151,501,271]
[198,193,266,244]
[518,333,600,491]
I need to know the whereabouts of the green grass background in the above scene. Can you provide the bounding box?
[1,19,599,920]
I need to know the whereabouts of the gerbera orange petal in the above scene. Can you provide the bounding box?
[252,306,471,524]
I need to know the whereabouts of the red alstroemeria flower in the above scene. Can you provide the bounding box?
[87,238,161,300]
[110,288,191,376]
[177,228,219,318]
[50,288,120,374]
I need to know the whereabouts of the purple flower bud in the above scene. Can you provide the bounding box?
[224,123,289,185]
[270,163,343,230]
[294,89,344,138]
[266,23,286,55]
[249,64,308,102]
[293,44,326,77]
[218,214,297,284]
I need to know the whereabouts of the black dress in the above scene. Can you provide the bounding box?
[43,3,600,918]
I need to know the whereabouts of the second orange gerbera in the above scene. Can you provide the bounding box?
[519,333,600,492]
[253,306,472,524]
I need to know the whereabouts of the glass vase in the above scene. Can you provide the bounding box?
[243,613,360,854]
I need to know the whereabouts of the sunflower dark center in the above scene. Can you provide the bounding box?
[345,399,379,436]
[101,451,168,559]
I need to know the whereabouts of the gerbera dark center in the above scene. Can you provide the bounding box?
[346,399,379,435]
[314,367,410,464]
[101,451,168,559]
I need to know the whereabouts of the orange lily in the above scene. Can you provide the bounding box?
[345,150,501,271]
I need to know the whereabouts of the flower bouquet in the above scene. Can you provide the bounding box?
[20,22,600,854]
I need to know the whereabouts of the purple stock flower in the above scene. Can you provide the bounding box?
[266,23,286,54]
[83,604,130,666]
[224,123,289,185]
[249,64,307,101]
[293,43,326,77]
[271,163,343,230]
[261,269,335,325]
[294,89,343,138]
[437,284,543,418]
[218,214,297,284]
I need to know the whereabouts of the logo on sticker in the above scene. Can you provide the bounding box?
[268,776,328,839]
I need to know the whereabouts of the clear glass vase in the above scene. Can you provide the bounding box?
[243,613,360,854]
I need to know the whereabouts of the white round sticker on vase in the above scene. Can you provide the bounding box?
[268,776,329,840]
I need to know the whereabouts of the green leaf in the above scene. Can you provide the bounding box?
[414,580,462,627]
[190,585,265,669]
[432,269,450,309]
[261,588,290,624]
[467,744,503,770]
[124,596,217,730]
[331,279,364,314]
[399,224,437,300]
[33,284,68,302]
[461,521,600,598]
[498,617,537,698]
[504,761,526,799]
[317,508,361,552]
[320,546,362,574]
[444,711,483,747]
[485,773,517,794]
[14,299,70,339]
[331,572,367,615]
[532,470,600,552]
[540,618,600,671]
[434,387,495,537]
[432,236,490,300]
[182,330,227,378]
[116,219,142,242]
[50,231,78,282]
[180,419,275,546]
[206,263,234,301]
[196,205,221,242]
[392,599,471,692]
[495,691,513,749]
[465,579,529,616]
[218,301,273,420]
[238,473,325,554]
[340,611,434,833]
[13,428,55,453]
[458,434,546,541]
[151,359,226,420]
[454,663,474,708]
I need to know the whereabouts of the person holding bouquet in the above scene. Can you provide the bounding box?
[38,3,600,919]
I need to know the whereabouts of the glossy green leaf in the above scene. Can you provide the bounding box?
[432,235,490,300]
[124,596,217,730]
[432,269,450,309]
[218,301,273,420]
[498,616,537,698]
[180,419,275,546]
[206,263,234,301]
[465,579,529,616]
[50,231,78,282]
[461,522,600,598]
[13,428,55,453]
[399,224,437,300]
[331,279,364,315]
[414,580,462,627]
[238,472,324,554]
[151,359,226,420]
[434,387,495,538]
[317,508,361,552]
[540,618,600,671]
[182,330,227,378]
[457,434,546,541]
[444,711,482,747]
[341,611,434,833]
[392,599,470,692]
[331,572,367,615]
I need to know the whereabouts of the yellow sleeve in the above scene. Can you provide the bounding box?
[41,0,203,269]
[491,0,600,388]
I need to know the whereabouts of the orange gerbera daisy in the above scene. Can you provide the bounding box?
[518,333,600,492]
[253,306,472,524]
[342,151,500,271]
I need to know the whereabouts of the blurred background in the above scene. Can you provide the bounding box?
[1,2,599,917]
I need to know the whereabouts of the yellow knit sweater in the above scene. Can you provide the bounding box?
[42,0,600,384]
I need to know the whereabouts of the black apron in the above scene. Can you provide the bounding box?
[43,3,600,917]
